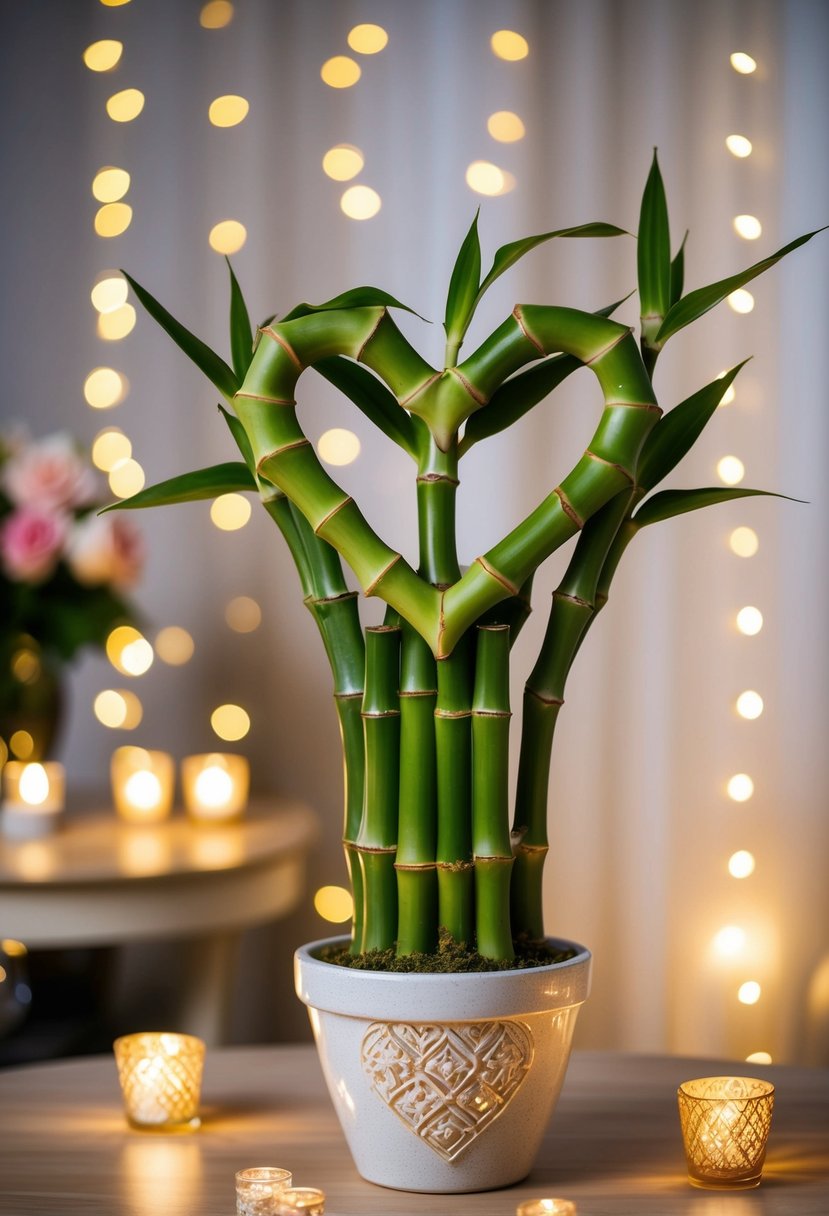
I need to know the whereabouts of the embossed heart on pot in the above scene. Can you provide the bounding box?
[360,1019,535,1161]
[232,299,659,658]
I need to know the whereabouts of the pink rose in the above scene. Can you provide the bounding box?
[3,432,96,511]
[0,508,68,583]
[67,513,145,590]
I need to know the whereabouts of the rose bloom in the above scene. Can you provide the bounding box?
[67,512,145,590]
[0,507,68,583]
[3,432,96,511]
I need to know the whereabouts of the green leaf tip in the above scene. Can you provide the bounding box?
[281,287,428,324]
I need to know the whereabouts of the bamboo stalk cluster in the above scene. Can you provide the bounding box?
[115,155,823,963]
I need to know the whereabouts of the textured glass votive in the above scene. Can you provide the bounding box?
[516,1201,577,1216]
[111,746,175,822]
[114,1032,205,1131]
[274,1188,325,1214]
[182,752,249,821]
[235,1167,293,1215]
[677,1076,774,1189]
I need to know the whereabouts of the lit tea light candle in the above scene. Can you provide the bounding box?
[0,761,65,839]
[516,1201,577,1216]
[275,1189,326,1215]
[677,1076,775,1189]
[182,752,249,822]
[235,1167,293,1216]
[111,746,175,822]
[113,1031,205,1131]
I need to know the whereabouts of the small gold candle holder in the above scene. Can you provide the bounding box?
[182,752,249,822]
[111,746,175,823]
[0,761,65,839]
[274,1189,325,1215]
[516,1201,577,1216]
[677,1076,774,1189]
[113,1031,205,1131]
[235,1167,293,1216]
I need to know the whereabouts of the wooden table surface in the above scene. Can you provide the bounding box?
[0,1045,826,1215]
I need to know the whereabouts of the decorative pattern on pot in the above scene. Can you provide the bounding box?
[361,1020,533,1161]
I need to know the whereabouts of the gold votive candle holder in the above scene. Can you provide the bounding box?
[0,761,65,839]
[235,1167,293,1216]
[274,1188,325,1214]
[677,1076,774,1189]
[113,1031,205,1131]
[111,746,175,823]
[516,1201,577,1216]
[182,752,249,822]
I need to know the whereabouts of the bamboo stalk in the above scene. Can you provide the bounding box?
[472,625,514,960]
[356,626,401,952]
[435,634,474,944]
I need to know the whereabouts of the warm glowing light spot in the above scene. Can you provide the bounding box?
[100,0,132,6]
[0,966,6,983]
[0,940,27,958]
[125,770,162,811]
[94,202,133,238]
[320,56,361,88]
[717,455,745,485]
[19,764,49,806]
[340,185,381,220]
[208,219,247,253]
[155,626,195,665]
[200,0,234,29]
[92,428,132,471]
[225,596,262,633]
[734,214,762,241]
[91,275,128,314]
[746,1051,772,1064]
[106,89,145,123]
[736,690,764,720]
[93,689,143,729]
[11,648,40,684]
[347,23,388,54]
[83,40,123,72]
[208,94,249,127]
[738,980,762,1005]
[729,850,756,879]
[487,110,526,142]
[491,29,529,60]
[736,606,764,636]
[713,925,746,957]
[729,526,759,558]
[106,625,143,671]
[730,51,758,74]
[314,885,354,923]
[0,738,7,767]
[106,627,153,676]
[97,303,137,341]
[10,731,34,760]
[466,160,507,196]
[318,428,361,466]
[322,144,365,181]
[726,134,753,158]
[194,765,234,808]
[211,703,250,741]
[84,367,127,409]
[727,773,755,802]
[109,458,145,499]
[210,493,252,530]
[728,288,755,314]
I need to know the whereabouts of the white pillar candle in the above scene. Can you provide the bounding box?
[182,753,249,822]
[1,761,65,839]
[111,746,175,822]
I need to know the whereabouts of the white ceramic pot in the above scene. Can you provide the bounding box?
[294,936,591,1193]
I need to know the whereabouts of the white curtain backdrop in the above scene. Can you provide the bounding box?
[1,0,826,1062]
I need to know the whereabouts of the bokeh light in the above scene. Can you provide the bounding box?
[347,24,388,54]
[106,626,153,676]
[200,1,233,29]
[487,111,526,142]
[717,455,745,485]
[730,51,757,74]
[210,703,250,741]
[208,95,249,127]
[465,160,506,196]
[729,527,759,558]
[736,606,763,636]
[91,275,129,314]
[322,145,364,181]
[728,850,756,879]
[713,925,746,957]
[84,367,127,409]
[208,220,247,253]
[314,885,354,923]
[734,214,762,240]
[210,493,252,530]
[94,203,133,238]
[92,428,132,472]
[728,288,755,314]
[745,1051,772,1064]
[727,773,755,802]
[491,30,529,60]
[155,626,195,666]
[106,89,145,123]
[94,689,143,729]
[97,304,137,341]
[225,596,262,633]
[340,186,381,220]
[92,167,131,202]
[736,690,764,720]
[318,428,361,466]
[83,40,123,72]
[108,458,145,499]
[726,134,753,158]
[321,56,361,88]
[738,980,762,1005]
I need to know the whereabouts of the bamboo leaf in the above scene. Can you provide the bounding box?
[636,360,750,492]
[444,211,482,348]
[226,258,253,381]
[478,222,628,301]
[218,403,256,471]
[314,356,418,456]
[634,486,799,528]
[459,295,631,454]
[655,227,828,345]
[122,272,238,399]
[102,462,256,511]
[638,150,671,336]
[670,230,688,307]
[281,287,427,323]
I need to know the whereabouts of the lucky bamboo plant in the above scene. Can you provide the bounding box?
[113,155,821,964]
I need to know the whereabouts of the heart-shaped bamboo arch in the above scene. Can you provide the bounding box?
[233,304,659,660]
